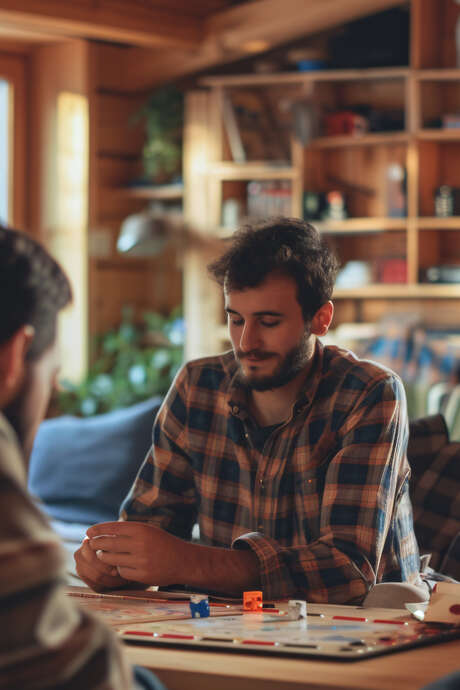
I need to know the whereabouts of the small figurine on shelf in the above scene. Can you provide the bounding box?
[322,190,347,221]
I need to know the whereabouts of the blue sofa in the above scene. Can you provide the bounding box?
[28,395,163,578]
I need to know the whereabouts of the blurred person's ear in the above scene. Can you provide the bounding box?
[0,326,35,408]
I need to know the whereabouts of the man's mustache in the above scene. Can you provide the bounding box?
[236,350,276,361]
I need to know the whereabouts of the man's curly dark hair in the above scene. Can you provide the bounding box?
[0,225,72,360]
[208,217,339,321]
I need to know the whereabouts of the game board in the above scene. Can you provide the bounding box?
[119,602,460,661]
[66,587,241,628]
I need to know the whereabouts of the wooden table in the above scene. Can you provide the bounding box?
[125,636,460,690]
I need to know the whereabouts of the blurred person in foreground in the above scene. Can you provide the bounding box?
[0,225,165,690]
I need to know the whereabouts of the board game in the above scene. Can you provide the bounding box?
[119,602,460,661]
[66,587,241,627]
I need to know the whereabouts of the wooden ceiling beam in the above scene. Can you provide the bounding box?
[0,0,202,49]
[205,0,407,53]
[99,0,407,91]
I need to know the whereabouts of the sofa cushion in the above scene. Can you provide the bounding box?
[408,414,449,486]
[28,396,162,525]
[408,415,460,579]
[441,531,460,581]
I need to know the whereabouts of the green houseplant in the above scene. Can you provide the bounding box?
[133,86,184,183]
[58,306,184,416]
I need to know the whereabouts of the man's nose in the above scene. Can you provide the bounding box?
[239,322,260,352]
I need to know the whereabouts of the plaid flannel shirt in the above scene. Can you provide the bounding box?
[121,340,422,603]
[0,413,131,690]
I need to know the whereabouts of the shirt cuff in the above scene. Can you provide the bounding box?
[232,531,293,600]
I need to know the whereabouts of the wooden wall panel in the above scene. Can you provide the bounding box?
[88,40,182,344]
[97,92,144,155]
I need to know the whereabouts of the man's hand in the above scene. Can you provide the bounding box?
[85,521,185,586]
[74,534,129,592]
[74,525,127,592]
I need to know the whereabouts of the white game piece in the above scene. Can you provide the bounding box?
[287,600,307,620]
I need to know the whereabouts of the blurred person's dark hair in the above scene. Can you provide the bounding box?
[0,225,72,360]
[208,217,339,321]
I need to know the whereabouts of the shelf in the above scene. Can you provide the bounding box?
[121,184,183,200]
[310,132,409,149]
[316,218,407,233]
[416,69,460,80]
[201,67,409,88]
[417,129,460,141]
[418,217,460,229]
[333,284,460,299]
[221,217,460,234]
[208,162,298,180]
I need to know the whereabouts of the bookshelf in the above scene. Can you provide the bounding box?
[183,0,460,360]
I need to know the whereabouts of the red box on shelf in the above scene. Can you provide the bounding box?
[379,258,407,284]
[324,111,368,136]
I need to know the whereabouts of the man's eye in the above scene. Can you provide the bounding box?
[261,320,280,328]
[229,317,244,326]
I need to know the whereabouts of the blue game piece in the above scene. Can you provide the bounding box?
[189,594,210,618]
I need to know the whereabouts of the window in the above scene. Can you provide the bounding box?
[54,91,89,382]
[0,54,26,230]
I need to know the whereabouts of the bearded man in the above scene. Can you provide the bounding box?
[76,218,424,605]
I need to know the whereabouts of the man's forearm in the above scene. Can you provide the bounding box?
[181,541,260,596]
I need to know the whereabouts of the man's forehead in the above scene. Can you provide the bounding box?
[224,284,298,316]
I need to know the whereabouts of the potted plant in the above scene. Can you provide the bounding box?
[57,306,184,416]
[133,85,184,184]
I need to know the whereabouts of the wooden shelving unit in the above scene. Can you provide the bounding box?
[121,183,184,200]
[208,162,298,180]
[309,132,410,149]
[417,129,460,141]
[315,218,408,233]
[183,0,460,360]
[334,284,460,299]
[417,217,460,229]
[201,66,410,88]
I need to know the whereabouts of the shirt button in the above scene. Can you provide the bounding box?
[257,524,263,531]
[244,432,249,439]
[232,405,239,414]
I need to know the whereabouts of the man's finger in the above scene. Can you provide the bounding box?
[78,538,117,571]
[88,535,133,553]
[96,550,139,568]
[76,539,119,576]
[117,566,147,582]
[87,521,142,538]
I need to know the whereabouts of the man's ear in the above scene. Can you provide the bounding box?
[310,301,334,337]
[0,326,35,404]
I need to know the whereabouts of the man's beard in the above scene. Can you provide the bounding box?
[235,332,314,392]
